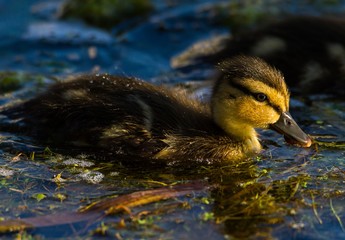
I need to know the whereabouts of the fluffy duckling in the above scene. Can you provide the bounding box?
[0,56,311,162]
[174,16,345,97]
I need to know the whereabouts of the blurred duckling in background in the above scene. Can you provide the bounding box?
[0,56,311,163]
[173,16,345,97]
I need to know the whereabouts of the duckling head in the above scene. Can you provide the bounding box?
[212,56,312,151]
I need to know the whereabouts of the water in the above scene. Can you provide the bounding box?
[0,0,345,239]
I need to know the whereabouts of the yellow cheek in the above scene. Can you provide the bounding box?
[237,101,280,126]
[258,108,280,125]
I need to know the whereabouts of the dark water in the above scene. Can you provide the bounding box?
[0,0,345,239]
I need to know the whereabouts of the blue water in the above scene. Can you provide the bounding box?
[0,0,345,239]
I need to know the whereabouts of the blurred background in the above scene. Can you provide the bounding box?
[1,0,345,82]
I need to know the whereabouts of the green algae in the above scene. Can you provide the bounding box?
[214,0,344,34]
[0,72,46,94]
[60,0,154,29]
[214,1,282,34]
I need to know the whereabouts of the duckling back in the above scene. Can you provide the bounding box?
[1,74,233,161]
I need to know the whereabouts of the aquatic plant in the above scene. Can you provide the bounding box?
[59,0,154,29]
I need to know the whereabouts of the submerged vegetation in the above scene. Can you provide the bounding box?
[215,0,345,33]
[1,147,345,238]
[0,72,47,94]
[59,0,154,29]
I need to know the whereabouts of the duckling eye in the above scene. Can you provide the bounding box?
[255,93,267,102]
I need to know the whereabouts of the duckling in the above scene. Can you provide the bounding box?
[0,56,311,163]
[173,16,345,97]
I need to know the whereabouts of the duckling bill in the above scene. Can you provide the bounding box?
[270,112,311,146]
[0,56,311,163]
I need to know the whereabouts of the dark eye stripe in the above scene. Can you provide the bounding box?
[228,81,253,96]
[229,81,282,114]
